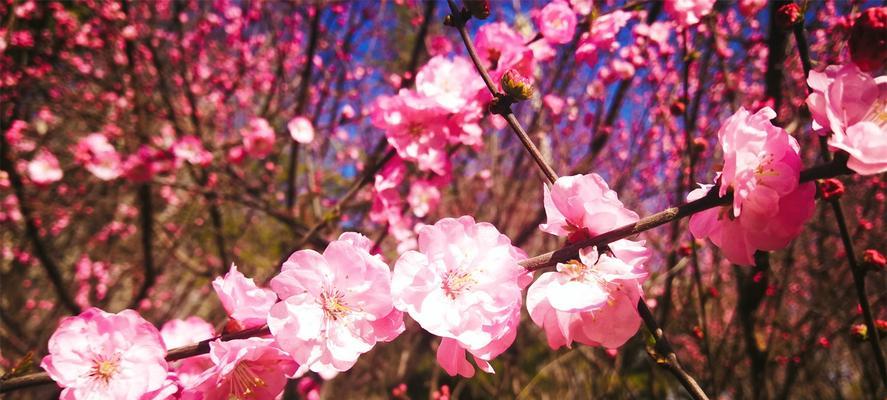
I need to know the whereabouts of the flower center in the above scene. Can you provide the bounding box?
[319,289,351,321]
[407,123,424,137]
[88,354,120,385]
[441,270,476,299]
[754,153,778,177]
[863,97,887,129]
[228,362,266,399]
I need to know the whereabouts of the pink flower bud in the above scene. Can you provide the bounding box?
[851,323,869,341]
[819,178,845,201]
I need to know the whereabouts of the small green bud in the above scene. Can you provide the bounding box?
[500,69,534,101]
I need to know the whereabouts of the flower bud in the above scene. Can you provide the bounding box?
[878,319,887,335]
[692,138,709,157]
[776,3,802,29]
[818,178,845,201]
[670,99,686,116]
[849,7,887,72]
[851,323,869,342]
[465,0,491,20]
[500,69,534,101]
[863,249,886,271]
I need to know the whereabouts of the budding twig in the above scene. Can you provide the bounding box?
[446,0,559,185]
[792,21,887,388]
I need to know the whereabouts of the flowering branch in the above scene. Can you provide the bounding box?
[445,2,710,399]
[0,156,854,395]
[791,18,887,387]
[0,325,270,393]
[445,0,559,184]
[520,157,853,272]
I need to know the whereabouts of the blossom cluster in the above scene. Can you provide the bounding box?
[41,168,658,398]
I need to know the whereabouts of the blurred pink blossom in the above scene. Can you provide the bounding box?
[407,180,441,218]
[27,149,62,185]
[536,1,577,44]
[73,133,122,180]
[576,10,632,66]
[172,136,212,166]
[287,116,315,144]
[665,0,715,27]
[241,117,275,158]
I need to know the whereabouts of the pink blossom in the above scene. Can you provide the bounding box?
[543,94,566,115]
[371,92,450,175]
[540,173,640,243]
[576,10,632,66]
[182,337,297,400]
[391,216,531,377]
[570,0,593,15]
[268,232,404,376]
[527,244,648,349]
[415,56,484,114]
[689,107,816,266]
[41,308,169,400]
[427,34,453,56]
[407,180,441,218]
[172,136,212,166]
[241,117,276,158]
[805,64,886,174]
[27,149,63,185]
[830,121,887,175]
[665,0,716,27]
[536,1,577,44]
[370,155,407,225]
[806,63,883,137]
[212,264,277,330]
[287,116,315,144]
[73,133,122,180]
[739,0,767,17]
[297,377,322,400]
[474,22,535,84]
[161,317,216,389]
[160,317,216,349]
[412,56,485,147]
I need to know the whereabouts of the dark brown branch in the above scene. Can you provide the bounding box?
[285,7,322,211]
[0,129,80,314]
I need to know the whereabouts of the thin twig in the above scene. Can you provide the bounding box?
[793,21,887,388]
[446,0,559,184]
